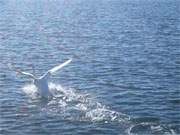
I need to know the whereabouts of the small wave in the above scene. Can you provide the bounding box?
[85,107,130,123]
[127,122,176,135]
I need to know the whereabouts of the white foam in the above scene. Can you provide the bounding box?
[22,84,39,99]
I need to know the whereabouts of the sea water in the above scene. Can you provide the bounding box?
[0,0,179,134]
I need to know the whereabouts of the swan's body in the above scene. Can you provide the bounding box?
[33,72,51,98]
[9,59,72,98]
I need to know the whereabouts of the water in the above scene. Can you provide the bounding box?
[0,0,180,134]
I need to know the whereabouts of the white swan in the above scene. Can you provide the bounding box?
[9,59,72,98]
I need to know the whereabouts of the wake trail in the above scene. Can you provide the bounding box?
[22,83,176,135]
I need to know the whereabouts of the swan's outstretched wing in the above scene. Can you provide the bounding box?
[8,63,35,79]
[48,59,72,74]
[17,71,35,79]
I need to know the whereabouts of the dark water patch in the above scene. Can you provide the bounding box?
[131,117,160,124]
[168,99,180,105]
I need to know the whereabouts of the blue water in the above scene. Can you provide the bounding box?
[0,0,180,134]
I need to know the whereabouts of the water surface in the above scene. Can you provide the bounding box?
[0,0,180,134]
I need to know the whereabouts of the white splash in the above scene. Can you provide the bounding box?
[22,84,39,99]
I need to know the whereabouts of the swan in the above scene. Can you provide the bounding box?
[9,59,72,98]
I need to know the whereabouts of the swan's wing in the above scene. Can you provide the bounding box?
[18,71,35,79]
[48,59,72,74]
[8,63,35,79]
